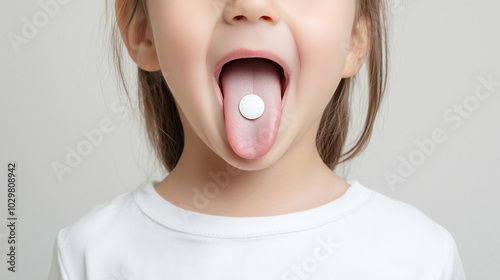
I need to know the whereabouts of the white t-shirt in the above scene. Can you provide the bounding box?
[48,180,466,280]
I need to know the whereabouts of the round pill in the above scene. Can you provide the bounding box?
[239,94,265,120]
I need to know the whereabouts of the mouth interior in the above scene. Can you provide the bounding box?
[218,58,286,99]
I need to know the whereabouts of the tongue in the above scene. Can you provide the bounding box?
[221,58,282,159]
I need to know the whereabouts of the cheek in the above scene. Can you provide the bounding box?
[148,2,218,109]
[286,1,355,112]
[295,3,354,73]
[152,15,205,81]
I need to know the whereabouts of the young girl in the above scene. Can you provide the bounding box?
[49,0,466,279]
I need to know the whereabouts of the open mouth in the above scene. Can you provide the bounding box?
[213,55,291,159]
[217,57,288,101]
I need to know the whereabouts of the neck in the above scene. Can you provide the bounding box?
[156,122,349,217]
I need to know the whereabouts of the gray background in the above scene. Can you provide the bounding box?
[0,0,498,279]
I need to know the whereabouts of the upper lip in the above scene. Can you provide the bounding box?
[214,49,290,96]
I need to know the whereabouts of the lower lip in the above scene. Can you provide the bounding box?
[213,78,290,112]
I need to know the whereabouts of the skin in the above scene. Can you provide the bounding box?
[117,0,370,217]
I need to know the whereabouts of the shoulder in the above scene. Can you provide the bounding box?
[353,182,466,278]
[56,187,139,255]
[355,183,442,230]
[49,187,144,280]
[364,187,450,246]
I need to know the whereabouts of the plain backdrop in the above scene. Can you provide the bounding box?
[1,0,499,279]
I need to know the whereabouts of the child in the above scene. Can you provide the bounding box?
[48,0,466,279]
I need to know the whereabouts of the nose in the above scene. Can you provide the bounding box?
[223,0,280,25]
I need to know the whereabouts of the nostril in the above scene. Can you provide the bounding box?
[231,15,274,22]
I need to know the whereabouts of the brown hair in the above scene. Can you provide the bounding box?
[109,0,388,172]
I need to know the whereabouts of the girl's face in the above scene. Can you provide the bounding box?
[143,0,362,170]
